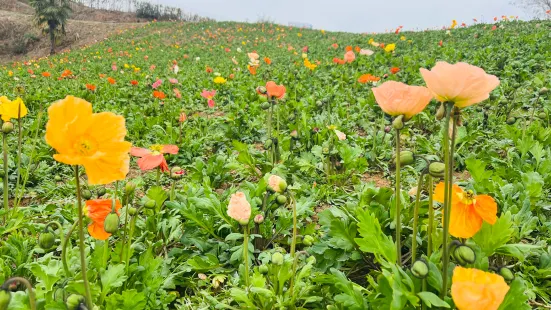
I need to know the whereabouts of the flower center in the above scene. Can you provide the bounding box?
[74,136,98,156]
[149,144,164,155]
[460,190,475,205]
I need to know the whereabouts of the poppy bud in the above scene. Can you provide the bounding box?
[96,187,106,197]
[307,255,316,264]
[316,100,324,107]
[54,175,62,182]
[454,245,476,265]
[435,104,446,121]
[170,166,184,180]
[0,290,10,310]
[125,182,136,196]
[499,267,514,282]
[290,130,299,140]
[128,207,137,216]
[264,139,273,149]
[506,117,516,125]
[144,199,156,209]
[384,126,391,133]
[395,151,414,166]
[411,260,429,279]
[276,195,287,205]
[39,231,55,249]
[303,235,314,246]
[254,214,264,224]
[322,147,329,155]
[1,122,13,134]
[538,112,547,119]
[256,86,267,95]
[271,252,284,265]
[81,189,92,200]
[392,115,404,130]
[260,102,271,110]
[428,162,446,178]
[66,294,85,310]
[103,213,119,234]
[540,87,549,95]
[259,264,269,274]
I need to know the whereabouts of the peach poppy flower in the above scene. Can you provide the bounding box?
[85,199,121,240]
[247,65,257,75]
[266,81,286,99]
[420,62,500,108]
[372,81,433,120]
[451,267,509,310]
[130,144,178,172]
[268,175,287,193]
[45,96,131,185]
[152,79,162,89]
[331,43,338,49]
[344,51,355,63]
[227,192,251,225]
[359,49,374,56]
[201,89,216,107]
[434,182,497,238]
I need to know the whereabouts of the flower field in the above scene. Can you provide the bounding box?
[0,17,549,309]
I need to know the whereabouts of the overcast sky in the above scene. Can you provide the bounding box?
[155,0,527,33]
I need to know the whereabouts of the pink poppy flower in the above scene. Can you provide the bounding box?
[201,90,217,108]
[372,81,433,120]
[169,78,178,84]
[344,51,356,63]
[173,88,182,99]
[227,192,251,225]
[130,145,179,172]
[152,79,162,89]
[111,64,117,71]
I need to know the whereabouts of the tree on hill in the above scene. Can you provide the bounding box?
[29,0,72,55]
[512,0,551,18]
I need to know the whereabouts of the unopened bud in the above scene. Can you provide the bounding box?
[259,264,269,274]
[260,101,271,110]
[66,294,85,310]
[411,260,429,279]
[1,122,13,134]
[96,187,106,197]
[127,207,137,216]
[81,189,92,200]
[428,162,445,178]
[436,104,446,120]
[271,252,284,265]
[254,214,264,224]
[499,267,514,282]
[103,213,119,234]
[539,87,548,95]
[290,130,298,139]
[264,139,273,149]
[454,245,476,265]
[303,235,314,246]
[384,126,391,133]
[198,273,207,280]
[125,182,136,195]
[39,231,55,249]
[392,115,404,130]
[276,195,287,205]
[170,166,184,180]
[395,151,414,166]
[144,199,156,209]
[256,86,267,95]
[506,117,516,125]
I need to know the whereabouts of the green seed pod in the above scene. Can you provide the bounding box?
[66,294,85,310]
[499,267,514,282]
[271,252,284,265]
[39,231,55,249]
[395,151,414,166]
[2,122,14,134]
[259,264,269,274]
[81,189,92,200]
[303,235,314,246]
[144,199,156,209]
[260,101,271,110]
[429,162,446,178]
[506,117,516,125]
[0,290,11,310]
[127,207,137,216]
[454,245,476,265]
[411,260,429,279]
[103,213,119,234]
[435,104,446,121]
[96,187,107,197]
[264,139,273,149]
[276,195,287,205]
[392,115,404,130]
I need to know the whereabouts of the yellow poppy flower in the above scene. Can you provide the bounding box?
[0,96,28,121]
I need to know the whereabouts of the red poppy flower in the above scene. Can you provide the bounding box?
[85,199,121,240]
[86,84,96,91]
[390,67,400,74]
[131,80,138,86]
[130,144,179,172]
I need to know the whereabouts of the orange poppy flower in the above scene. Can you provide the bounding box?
[358,74,381,84]
[86,84,96,91]
[45,96,131,185]
[42,72,51,77]
[130,80,138,86]
[434,182,497,238]
[99,74,106,78]
[85,199,121,240]
[60,69,72,78]
[354,46,361,52]
[390,67,400,74]
[451,267,509,310]
[264,57,272,65]
[130,144,178,172]
[265,81,286,99]
[345,45,353,52]
[247,65,257,75]
[153,90,166,99]
[206,66,213,73]
[107,77,116,85]
[333,57,346,65]
[372,81,432,120]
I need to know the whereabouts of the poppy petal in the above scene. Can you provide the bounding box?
[162,145,179,154]
[473,195,498,225]
[448,203,483,238]
[136,154,164,171]
[130,147,152,157]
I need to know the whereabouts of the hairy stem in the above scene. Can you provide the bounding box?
[75,166,93,308]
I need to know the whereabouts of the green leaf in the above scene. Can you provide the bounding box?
[466,157,493,190]
[495,244,541,262]
[105,289,147,310]
[418,292,450,308]
[100,264,128,296]
[354,209,396,264]
[146,186,169,211]
[498,278,530,310]
[426,261,443,293]
[319,209,357,251]
[521,172,543,202]
[472,212,515,256]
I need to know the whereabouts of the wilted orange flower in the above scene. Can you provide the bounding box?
[265,81,286,99]
[420,62,499,108]
[45,96,131,185]
[86,84,96,91]
[390,67,400,74]
[345,45,353,52]
[434,183,497,238]
[107,77,116,85]
[85,199,121,240]
[358,74,380,83]
[451,267,509,310]
[42,72,51,77]
[153,90,166,99]
[372,81,432,120]
[247,65,257,75]
[264,57,272,65]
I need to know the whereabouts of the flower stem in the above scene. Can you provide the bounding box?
[102,238,109,269]
[440,102,455,299]
[3,277,36,310]
[156,167,160,187]
[289,194,298,295]
[3,132,8,224]
[427,175,434,257]
[119,194,131,262]
[395,128,402,266]
[170,181,175,201]
[61,221,77,277]
[243,224,250,287]
[74,166,93,309]
[14,118,22,213]
[46,221,70,276]
[411,173,425,263]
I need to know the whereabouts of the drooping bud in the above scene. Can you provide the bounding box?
[128,207,137,216]
[499,267,514,282]
[263,139,273,149]
[144,199,156,209]
[253,214,264,224]
[271,252,284,265]
[66,294,85,310]
[303,235,314,246]
[276,195,287,205]
[259,264,269,274]
[96,187,107,197]
[428,162,446,178]
[170,166,184,180]
[103,213,119,234]
[1,122,13,134]
[392,115,404,130]
[538,112,547,119]
[411,260,429,279]
[256,86,267,95]
[260,101,271,110]
[198,273,207,280]
[81,189,92,200]
[125,182,136,196]
[39,231,55,249]
[395,151,414,166]
[454,245,476,265]
[0,290,11,310]
[268,175,287,193]
[506,117,516,125]
[435,104,446,120]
